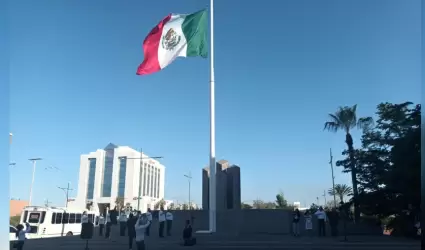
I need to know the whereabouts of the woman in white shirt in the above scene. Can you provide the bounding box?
[135,214,151,250]
[304,210,313,236]
[14,222,31,250]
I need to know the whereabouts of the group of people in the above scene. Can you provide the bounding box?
[95,207,196,249]
[291,206,341,237]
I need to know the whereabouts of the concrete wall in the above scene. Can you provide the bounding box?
[10,200,28,217]
[160,210,382,236]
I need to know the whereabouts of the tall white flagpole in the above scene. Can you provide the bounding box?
[208,0,217,233]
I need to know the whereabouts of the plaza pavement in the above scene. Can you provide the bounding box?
[23,233,420,250]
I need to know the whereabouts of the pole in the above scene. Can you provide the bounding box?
[189,178,191,209]
[329,148,337,207]
[28,158,42,206]
[184,173,192,209]
[138,148,143,211]
[58,182,73,208]
[209,0,216,233]
[323,190,327,206]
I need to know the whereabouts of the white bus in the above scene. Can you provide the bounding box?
[20,206,98,239]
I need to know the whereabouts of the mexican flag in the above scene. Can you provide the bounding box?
[136,9,208,75]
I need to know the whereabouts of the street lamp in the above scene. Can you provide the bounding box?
[58,182,73,208]
[119,148,163,211]
[28,158,42,206]
[184,173,192,209]
[9,133,13,144]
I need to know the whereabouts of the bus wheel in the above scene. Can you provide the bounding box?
[66,232,73,236]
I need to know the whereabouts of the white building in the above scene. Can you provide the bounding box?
[75,143,165,213]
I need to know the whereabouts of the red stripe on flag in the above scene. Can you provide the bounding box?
[136,14,172,75]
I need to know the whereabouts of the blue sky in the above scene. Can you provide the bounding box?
[8,0,421,208]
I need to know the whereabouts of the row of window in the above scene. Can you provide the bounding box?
[51,213,95,224]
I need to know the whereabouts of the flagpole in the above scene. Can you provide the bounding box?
[208,0,217,233]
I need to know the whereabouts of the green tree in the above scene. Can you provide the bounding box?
[324,104,373,221]
[275,192,289,209]
[181,203,189,210]
[10,215,20,226]
[115,197,125,211]
[336,102,420,235]
[168,203,176,210]
[328,184,352,203]
[252,199,276,209]
[241,202,252,209]
[154,199,166,210]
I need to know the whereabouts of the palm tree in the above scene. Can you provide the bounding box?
[324,104,373,221]
[328,184,353,203]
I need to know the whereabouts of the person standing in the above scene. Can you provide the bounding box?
[119,211,128,236]
[314,207,327,237]
[135,214,151,250]
[304,210,313,237]
[14,222,31,250]
[98,214,105,236]
[182,220,196,246]
[166,210,173,236]
[105,212,112,240]
[327,208,340,237]
[292,209,301,236]
[145,208,152,236]
[127,213,137,250]
[158,207,166,238]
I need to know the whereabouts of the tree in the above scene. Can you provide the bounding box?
[252,199,276,209]
[241,202,252,209]
[324,104,373,221]
[275,192,289,209]
[168,203,176,210]
[335,102,420,235]
[328,184,353,203]
[181,203,189,210]
[115,197,125,211]
[154,199,166,210]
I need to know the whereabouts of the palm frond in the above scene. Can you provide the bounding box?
[324,121,340,132]
[357,117,374,131]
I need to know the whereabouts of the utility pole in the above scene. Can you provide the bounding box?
[122,148,163,211]
[323,190,327,206]
[316,197,319,206]
[329,148,337,207]
[58,182,73,208]
[28,158,42,206]
[184,172,192,209]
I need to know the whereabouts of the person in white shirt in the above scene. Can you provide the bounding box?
[314,207,327,237]
[158,207,166,237]
[304,210,313,236]
[98,214,105,236]
[119,211,128,236]
[14,222,31,250]
[145,208,152,236]
[165,210,173,236]
[105,213,112,239]
[134,214,151,250]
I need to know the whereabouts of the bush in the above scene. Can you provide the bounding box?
[10,216,20,226]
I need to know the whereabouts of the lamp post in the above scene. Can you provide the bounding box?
[329,148,337,207]
[28,158,42,206]
[58,182,73,208]
[184,172,192,209]
[119,148,163,211]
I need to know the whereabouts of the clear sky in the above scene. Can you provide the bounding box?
[8,0,421,208]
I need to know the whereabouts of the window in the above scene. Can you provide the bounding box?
[10,226,16,233]
[76,213,82,223]
[40,211,46,224]
[146,165,151,196]
[118,157,127,197]
[55,213,63,224]
[157,169,161,198]
[28,213,41,223]
[142,163,147,195]
[69,213,76,224]
[62,213,69,224]
[86,158,96,199]
[102,149,115,197]
[153,167,157,198]
[51,213,56,224]
[150,166,154,197]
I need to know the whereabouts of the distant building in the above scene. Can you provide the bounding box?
[10,199,28,217]
[202,160,241,210]
[75,143,166,214]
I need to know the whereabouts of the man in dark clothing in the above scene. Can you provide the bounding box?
[127,214,137,250]
[327,208,340,237]
[182,220,196,246]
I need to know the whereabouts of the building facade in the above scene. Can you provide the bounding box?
[202,160,241,210]
[10,199,28,217]
[75,143,165,213]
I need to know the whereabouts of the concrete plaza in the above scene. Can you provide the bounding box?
[24,233,419,250]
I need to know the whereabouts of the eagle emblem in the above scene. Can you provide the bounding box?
[161,28,181,51]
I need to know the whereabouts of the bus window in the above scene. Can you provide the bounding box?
[22,211,28,223]
[55,213,63,224]
[69,213,76,224]
[28,213,41,223]
[51,213,56,224]
[63,213,69,224]
[76,214,82,223]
